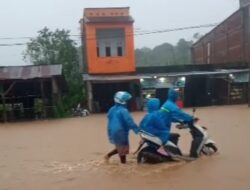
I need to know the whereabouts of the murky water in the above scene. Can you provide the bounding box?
[0,105,250,190]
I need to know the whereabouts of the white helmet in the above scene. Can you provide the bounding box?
[114,91,132,105]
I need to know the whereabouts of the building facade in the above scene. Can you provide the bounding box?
[0,65,64,122]
[81,7,135,74]
[80,7,141,112]
[191,1,250,106]
[192,4,250,65]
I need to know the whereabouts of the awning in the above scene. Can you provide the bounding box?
[83,68,250,82]
[0,64,62,80]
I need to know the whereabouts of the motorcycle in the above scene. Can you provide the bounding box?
[135,109,218,164]
[135,131,185,164]
[72,105,90,117]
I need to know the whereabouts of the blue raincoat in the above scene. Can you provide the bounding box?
[140,98,169,144]
[107,104,139,146]
[159,88,193,131]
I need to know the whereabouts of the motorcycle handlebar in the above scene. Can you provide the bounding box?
[175,117,199,129]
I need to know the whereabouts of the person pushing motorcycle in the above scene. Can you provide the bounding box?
[105,91,139,164]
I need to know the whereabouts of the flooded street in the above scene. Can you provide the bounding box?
[0,105,250,190]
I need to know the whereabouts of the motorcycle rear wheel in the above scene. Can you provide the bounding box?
[137,146,168,164]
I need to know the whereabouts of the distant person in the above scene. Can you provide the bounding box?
[139,98,169,156]
[34,98,44,119]
[105,91,139,164]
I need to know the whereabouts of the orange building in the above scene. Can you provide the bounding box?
[80,7,141,112]
[81,7,136,74]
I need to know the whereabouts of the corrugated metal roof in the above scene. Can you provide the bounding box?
[83,69,249,81]
[0,64,62,80]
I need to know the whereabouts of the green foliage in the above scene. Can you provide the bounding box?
[0,104,11,112]
[136,38,193,67]
[24,27,84,117]
[175,39,193,65]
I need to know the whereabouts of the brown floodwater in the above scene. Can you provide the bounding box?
[0,105,250,190]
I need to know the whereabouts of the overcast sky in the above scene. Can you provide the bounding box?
[0,0,239,66]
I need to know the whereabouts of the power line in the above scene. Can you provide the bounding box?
[0,28,168,41]
[0,30,148,41]
[0,43,27,46]
[0,23,217,47]
[0,37,33,40]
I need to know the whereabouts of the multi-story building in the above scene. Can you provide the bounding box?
[191,0,250,105]
[80,7,141,112]
[192,1,250,65]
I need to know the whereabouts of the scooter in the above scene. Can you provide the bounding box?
[72,104,90,117]
[135,109,218,164]
[135,131,185,164]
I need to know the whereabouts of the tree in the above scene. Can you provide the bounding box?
[175,38,193,65]
[24,27,84,116]
[152,43,176,66]
[135,38,193,67]
[193,32,203,41]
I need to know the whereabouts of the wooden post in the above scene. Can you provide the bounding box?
[228,77,231,105]
[86,81,93,112]
[40,79,45,99]
[52,77,60,103]
[40,79,46,118]
[0,81,16,122]
[1,94,7,122]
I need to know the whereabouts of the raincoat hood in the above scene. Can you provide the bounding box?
[147,98,160,113]
[168,88,178,102]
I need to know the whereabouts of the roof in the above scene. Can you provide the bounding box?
[0,64,62,80]
[84,7,130,10]
[83,69,249,82]
[83,16,134,23]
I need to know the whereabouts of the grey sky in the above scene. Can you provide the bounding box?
[0,0,239,66]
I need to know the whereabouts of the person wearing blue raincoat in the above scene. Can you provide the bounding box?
[159,88,193,130]
[105,91,139,164]
[159,88,207,158]
[139,98,170,155]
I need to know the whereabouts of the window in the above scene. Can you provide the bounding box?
[117,46,123,56]
[105,46,111,57]
[96,28,126,57]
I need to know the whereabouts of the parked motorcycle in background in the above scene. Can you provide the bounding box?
[72,104,90,117]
